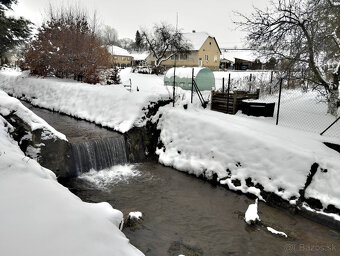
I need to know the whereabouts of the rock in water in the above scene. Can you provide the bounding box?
[244,198,260,225]
[124,211,143,230]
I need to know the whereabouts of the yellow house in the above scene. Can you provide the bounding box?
[146,32,221,71]
[107,45,133,68]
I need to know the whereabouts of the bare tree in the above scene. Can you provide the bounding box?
[118,38,134,51]
[141,23,191,73]
[99,25,119,45]
[238,0,340,116]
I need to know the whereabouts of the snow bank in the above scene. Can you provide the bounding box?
[305,166,340,210]
[0,89,66,141]
[156,107,340,206]
[0,117,143,256]
[0,69,169,133]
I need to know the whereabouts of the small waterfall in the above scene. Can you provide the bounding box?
[71,136,128,174]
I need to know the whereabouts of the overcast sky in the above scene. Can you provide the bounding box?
[10,0,272,48]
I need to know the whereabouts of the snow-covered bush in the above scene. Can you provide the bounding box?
[21,7,111,84]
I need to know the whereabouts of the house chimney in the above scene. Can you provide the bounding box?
[192,30,196,33]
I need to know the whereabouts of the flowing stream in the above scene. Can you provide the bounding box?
[23,101,340,256]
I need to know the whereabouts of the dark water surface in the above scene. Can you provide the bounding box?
[62,162,340,256]
[24,101,340,256]
[22,101,120,143]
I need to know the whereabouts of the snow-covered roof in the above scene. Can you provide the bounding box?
[107,45,132,57]
[221,49,265,63]
[130,52,149,61]
[183,32,210,51]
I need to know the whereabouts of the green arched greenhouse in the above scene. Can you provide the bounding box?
[164,67,215,91]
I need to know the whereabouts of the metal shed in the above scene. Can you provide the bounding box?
[164,67,215,91]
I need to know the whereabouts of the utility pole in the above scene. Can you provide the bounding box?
[172,12,179,107]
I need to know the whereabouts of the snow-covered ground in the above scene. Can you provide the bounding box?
[237,89,340,137]
[155,106,340,214]
[0,69,169,133]
[0,115,143,256]
[214,70,272,92]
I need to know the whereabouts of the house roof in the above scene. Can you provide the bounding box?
[107,45,132,57]
[130,51,149,61]
[221,49,266,63]
[183,32,210,51]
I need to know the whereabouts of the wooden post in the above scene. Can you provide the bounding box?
[276,78,283,125]
[173,58,176,107]
[222,77,225,93]
[233,91,238,114]
[226,73,231,114]
[191,68,194,104]
[270,71,273,83]
[249,74,252,92]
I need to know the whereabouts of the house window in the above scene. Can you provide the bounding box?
[122,57,126,61]
[214,55,218,62]
[114,56,118,60]
[180,54,187,60]
[171,55,176,60]
[209,42,212,45]
[205,55,209,61]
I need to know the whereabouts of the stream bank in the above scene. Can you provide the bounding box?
[5,99,340,236]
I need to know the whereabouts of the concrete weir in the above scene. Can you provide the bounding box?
[9,99,170,178]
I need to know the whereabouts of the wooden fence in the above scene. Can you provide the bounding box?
[211,89,260,115]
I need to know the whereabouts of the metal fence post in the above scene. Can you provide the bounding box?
[320,117,340,136]
[191,68,194,104]
[222,77,225,93]
[276,78,283,125]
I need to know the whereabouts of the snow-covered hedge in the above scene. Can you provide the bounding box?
[0,69,169,133]
[0,117,143,256]
[156,107,340,213]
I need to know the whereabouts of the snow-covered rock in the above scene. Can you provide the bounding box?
[124,211,143,230]
[244,199,260,224]
[0,90,73,177]
[266,227,287,237]
[0,116,143,256]
[129,211,143,220]
[0,90,66,141]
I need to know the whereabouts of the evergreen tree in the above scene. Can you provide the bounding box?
[135,30,143,51]
[0,0,31,59]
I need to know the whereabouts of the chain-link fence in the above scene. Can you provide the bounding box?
[213,71,340,138]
